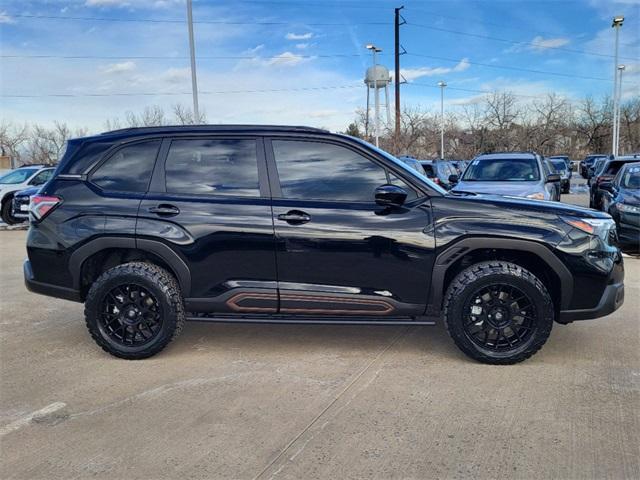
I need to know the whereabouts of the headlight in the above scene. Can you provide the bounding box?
[618,203,640,214]
[526,192,545,200]
[560,216,615,241]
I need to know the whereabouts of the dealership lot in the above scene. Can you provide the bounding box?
[1,181,638,479]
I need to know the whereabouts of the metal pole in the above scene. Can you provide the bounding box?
[372,49,380,147]
[616,66,625,155]
[186,0,200,123]
[611,21,621,155]
[394,7,403,151]
[438,81,446,159]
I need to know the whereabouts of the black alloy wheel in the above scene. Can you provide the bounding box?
[462,283,536,352]
[99,284,162,347]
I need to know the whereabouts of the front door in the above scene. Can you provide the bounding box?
[266,138,435,317]
[137,136,278,313]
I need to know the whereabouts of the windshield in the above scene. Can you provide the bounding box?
[0,168,38,184]
[350,137,448,195]
[462,158,540,181]
[550,160,567,171]
[621,166,640,189]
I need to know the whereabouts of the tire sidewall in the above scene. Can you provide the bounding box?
[446,268,554,362]
[86,270,178,355]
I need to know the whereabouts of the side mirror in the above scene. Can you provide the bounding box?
[546,173,561,183]
[375,184,407,208]
[599,181,614,193]
[448,174,459,184]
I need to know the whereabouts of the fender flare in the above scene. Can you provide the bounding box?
[428,237,573,312]
[69,236,191,296]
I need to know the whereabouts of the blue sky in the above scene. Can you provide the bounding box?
[1,0,639,132]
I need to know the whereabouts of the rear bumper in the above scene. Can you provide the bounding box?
[24,259,82,302]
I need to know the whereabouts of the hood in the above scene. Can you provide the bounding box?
[14,186,41,198]
[447,191,609,219]
[453,180,543,197]
[620,189,640,205]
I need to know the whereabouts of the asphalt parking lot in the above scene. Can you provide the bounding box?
[1,178,638,479]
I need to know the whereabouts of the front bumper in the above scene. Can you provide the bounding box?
[24,259,82,302]
[558,282,624,322]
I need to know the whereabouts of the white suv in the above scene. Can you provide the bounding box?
[0,165,55,224]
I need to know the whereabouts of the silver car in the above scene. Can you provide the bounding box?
[452,152,561,201]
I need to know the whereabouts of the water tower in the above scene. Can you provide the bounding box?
[364,45,391,147]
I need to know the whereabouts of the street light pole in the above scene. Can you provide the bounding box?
[186,0,200,123]
[611,16,624,156]
[438,81,447,160]
[366,44,382,147]
[616,64,626,155]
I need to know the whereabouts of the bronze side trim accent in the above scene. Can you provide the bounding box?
[279,293,394,315]
[226,292,278,312]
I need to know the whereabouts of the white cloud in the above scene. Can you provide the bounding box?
[267,52,310,67]
[285,32,314,40]
[530,36,571,51]
[161,67,190,84]
[0,11,14,23]
[400,58,470,81]
[295,43,310,49]
[100,61,137,74]
[85,0,131,6]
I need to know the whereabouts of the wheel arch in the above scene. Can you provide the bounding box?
[70,237,191,299]
[428,238,573,314]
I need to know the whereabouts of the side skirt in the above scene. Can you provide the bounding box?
[185,314,437,326]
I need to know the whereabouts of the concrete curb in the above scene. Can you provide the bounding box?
[0,223,28,231]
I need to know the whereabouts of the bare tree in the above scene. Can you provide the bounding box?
[575,96,612,155]
[0,120,30,166]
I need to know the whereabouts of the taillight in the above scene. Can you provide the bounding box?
[29,195,61,221]
[433,177,441,185]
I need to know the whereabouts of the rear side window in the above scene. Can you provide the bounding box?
[91,140,160,192]
[164,139,260,197]
[421,164,435,177]
[272,140,388,202]
[67,141,113,174]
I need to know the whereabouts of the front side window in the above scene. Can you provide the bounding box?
[272,140,388,202]
[621,166,640,189]
[463,158,541,182]
[30,169,54,185]
[165,139,260,197]
[91,140,160,192]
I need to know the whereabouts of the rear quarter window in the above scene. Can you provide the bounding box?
[90,140,160,192]
[66,141,114,174]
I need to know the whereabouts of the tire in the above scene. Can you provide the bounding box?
[443,261,554,365]
[84,262,185,359]
[1,198,22,225]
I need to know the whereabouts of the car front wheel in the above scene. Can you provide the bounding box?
[84,262,185,359]
[443,261,554,364]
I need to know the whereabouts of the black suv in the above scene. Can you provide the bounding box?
[24,126,624,364]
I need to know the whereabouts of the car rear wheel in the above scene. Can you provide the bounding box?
[84,262,185,359]
[443,261,554,364]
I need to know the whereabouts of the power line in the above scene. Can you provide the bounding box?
[406,82,546,100]
[1,84,363,98]
[406,53,612,82]
[0,53,377,60]
[6,13,390,26]
[406,22,637,61]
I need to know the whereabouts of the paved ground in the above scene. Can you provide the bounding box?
[1,180,638,479]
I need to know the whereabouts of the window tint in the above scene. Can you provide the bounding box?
[92,140,160,192]
[463,158,540,181]
[31,169,54,185]
[165,139,260,197]
[68,141,114,174]
[388,173,418,201]
[273,140,388,202]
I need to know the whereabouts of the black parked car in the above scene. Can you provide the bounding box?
[600,162,640,250]
[580,154,607,179]
[589,155,640,209]
[24,125,624,364]
[549,158,571,194]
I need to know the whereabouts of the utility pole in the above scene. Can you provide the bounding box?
[616,64,626,155]
[394,6,404,151]
[186,0,200,123]
[438,81,447,160]
[611,15,624,156]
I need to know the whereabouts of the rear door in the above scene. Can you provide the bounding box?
[265,137,435,317]
[137,136,278,313]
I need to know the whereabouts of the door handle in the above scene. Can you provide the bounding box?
[277,210,311,225]
[148,204,180,216]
